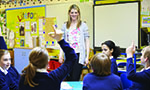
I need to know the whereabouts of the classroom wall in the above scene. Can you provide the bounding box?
[1,0,147,49]
[46,2,93,48]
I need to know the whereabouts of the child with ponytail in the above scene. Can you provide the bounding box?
[19,25,77,90]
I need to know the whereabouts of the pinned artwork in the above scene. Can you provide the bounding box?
[20,38,25,47]
[31,22,37,34]
[9,30,15,48]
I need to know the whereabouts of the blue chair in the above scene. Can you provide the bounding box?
[120,73,132,89]
[118,62,126,67]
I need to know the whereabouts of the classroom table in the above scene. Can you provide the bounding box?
[61,81,83,90]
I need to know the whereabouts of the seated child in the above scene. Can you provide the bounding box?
[126,43,150,90]
[0,32,20,90]
[19,25,77,90]
[83,53,122,90]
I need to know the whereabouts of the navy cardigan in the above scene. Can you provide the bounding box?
[83,73,122,90]
[127,58,150,90]
[111,58,118,75]
[19,39,77,90]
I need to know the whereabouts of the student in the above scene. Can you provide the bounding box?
[83,53,123,90]
[59,4,90,81]
[101,40,121,75]
[19,25,77,90]
[0,50,20,90]
[126,43,150,90]
[0,32,20,90]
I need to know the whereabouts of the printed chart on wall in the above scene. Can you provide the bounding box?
[6,5,46,48]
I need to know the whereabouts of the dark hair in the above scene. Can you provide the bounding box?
[102,40,121,59]
[91,53,111,76]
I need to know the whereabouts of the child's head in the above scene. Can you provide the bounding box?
[141,46,150,67]
[29,47,49,69]
[0,50,11,69]
[22,47,49,87]
[90,53,111,76]
[101,40,121,59]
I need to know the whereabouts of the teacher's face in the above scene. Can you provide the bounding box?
[69,9,79,21]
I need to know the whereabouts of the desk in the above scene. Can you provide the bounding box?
[61,81,83,90]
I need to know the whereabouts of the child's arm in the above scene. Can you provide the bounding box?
[0,76,9,90]
[0,29,7,49]
[50,39,77,81]
[126,43,150,82]
[0,36,7,49]
[48,25,77,82]
[126,58,150,82]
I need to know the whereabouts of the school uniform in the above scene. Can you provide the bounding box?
[83,73,123,90]
[126,58,150,90]
[0,67,19,90]
[0,36,7,49]
[0,36,20,90]
[0,68,10,90]
[111,58,118,75]
[8,66,20,89]
[19,39,77,90]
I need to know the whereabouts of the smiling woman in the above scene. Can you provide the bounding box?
[59,4,90,81]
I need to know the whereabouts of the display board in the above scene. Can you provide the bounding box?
[93,1,140,49]
[45,17,57,46]
[6,5,46,48]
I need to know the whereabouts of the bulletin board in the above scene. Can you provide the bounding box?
[44,17,57,46]
[6,5,46,48]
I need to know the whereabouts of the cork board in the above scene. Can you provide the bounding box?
[45,17,57,42]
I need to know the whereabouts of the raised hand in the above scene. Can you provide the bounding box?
[48,25,63,42]
[126,42,136,58]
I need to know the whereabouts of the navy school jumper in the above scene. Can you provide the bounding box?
[127,58,150,90]
[19,39,77,90]
[0,36,7,49]
[111,58,118,75]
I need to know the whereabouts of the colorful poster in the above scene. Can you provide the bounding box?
[142,16,150,27]
[6,5,45,48]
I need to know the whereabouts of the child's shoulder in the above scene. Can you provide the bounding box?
[109,74,121,80]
